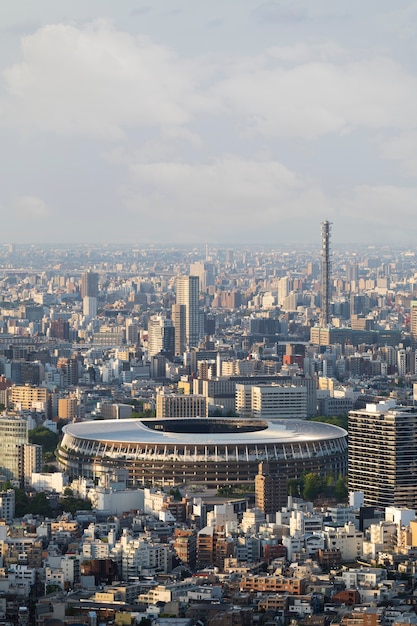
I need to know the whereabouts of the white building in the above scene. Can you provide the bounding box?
[290,510,323,536]
[250,385,307,419]
[31,472,67,493]
[323,522,363,561]
[111,530,171,579]
[342,567,387,589]
[0,489,15,523]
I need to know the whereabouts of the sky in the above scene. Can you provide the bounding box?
[1,1,417,246]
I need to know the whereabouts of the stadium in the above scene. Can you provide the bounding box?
[57,417,347,488]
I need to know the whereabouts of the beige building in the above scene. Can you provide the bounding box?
[9,385,50,417]
[19,443,42,487]
[58,397,79,421]
[156,393,208,418]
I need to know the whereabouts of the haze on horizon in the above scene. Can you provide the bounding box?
[0,1,416,246]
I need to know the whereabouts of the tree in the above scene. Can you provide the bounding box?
[60,495,92,514]
[288,477,303,497]
[334,475,348,502]
[302,473,324,501]
[308,414,348,431]
[29,426,59,454]
[31,492,53,517]
[14,489,30,517]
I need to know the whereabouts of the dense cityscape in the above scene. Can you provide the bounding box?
[1,231,417,624]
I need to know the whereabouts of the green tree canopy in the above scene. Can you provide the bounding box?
[308,414,348,430]
[302,473,325,501]
[60,495,92,514]
[29,426,59,454]
[333,475,348,501]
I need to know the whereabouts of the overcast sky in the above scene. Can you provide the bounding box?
[1,1,416,246]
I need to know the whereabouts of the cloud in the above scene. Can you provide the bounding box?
[123,155,330,241]
[210,55,417,140]
[252,3,307,25]
[129,7,151,17]
[341,184,417,224]
[14,195,52,219]
[121,153,417,244]
[378,131,417,177]
[2,22,416,147]
[1,19,205,140]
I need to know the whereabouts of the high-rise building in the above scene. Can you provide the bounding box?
[126,319,139,345]
[320,220,331,327]
[171,304,186,355]
[81,270,99,299]
[348,401,417,508]
[0,416,28,480]
[190,261,214,292]
[19,443,42,488]
[147,316,175,359]
[411,301,417,343]
[83,296,97,319]
[346,263,359,284]
[176,275,199,349]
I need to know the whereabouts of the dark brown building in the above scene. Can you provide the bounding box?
[255,461,288,516]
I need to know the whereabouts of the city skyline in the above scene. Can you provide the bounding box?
[1,1,417,245]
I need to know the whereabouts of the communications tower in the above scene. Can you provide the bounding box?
[320,220,331,327]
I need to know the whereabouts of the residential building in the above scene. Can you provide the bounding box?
[9,385,51,417]
[348,402,417,508]
[0,416,28,480]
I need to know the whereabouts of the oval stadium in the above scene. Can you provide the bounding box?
[57,418,347,488]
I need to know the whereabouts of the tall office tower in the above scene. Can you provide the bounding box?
[81,270,99,299]
[190,260,214,292]
[126,319,139,345]
[83,296,97,319]
[346,263,359,284]
[147,316,175,359]
[350,294,367,317]
[171,304,186,356]
[397,348,407,376]
[348,402,417,508]
[320,220,331,327]
[176,275,200,349]
[0,416,28,480]
[277,276,290,307]
[411,301,417,343]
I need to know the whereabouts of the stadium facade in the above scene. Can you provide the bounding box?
[57,417,347,488]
